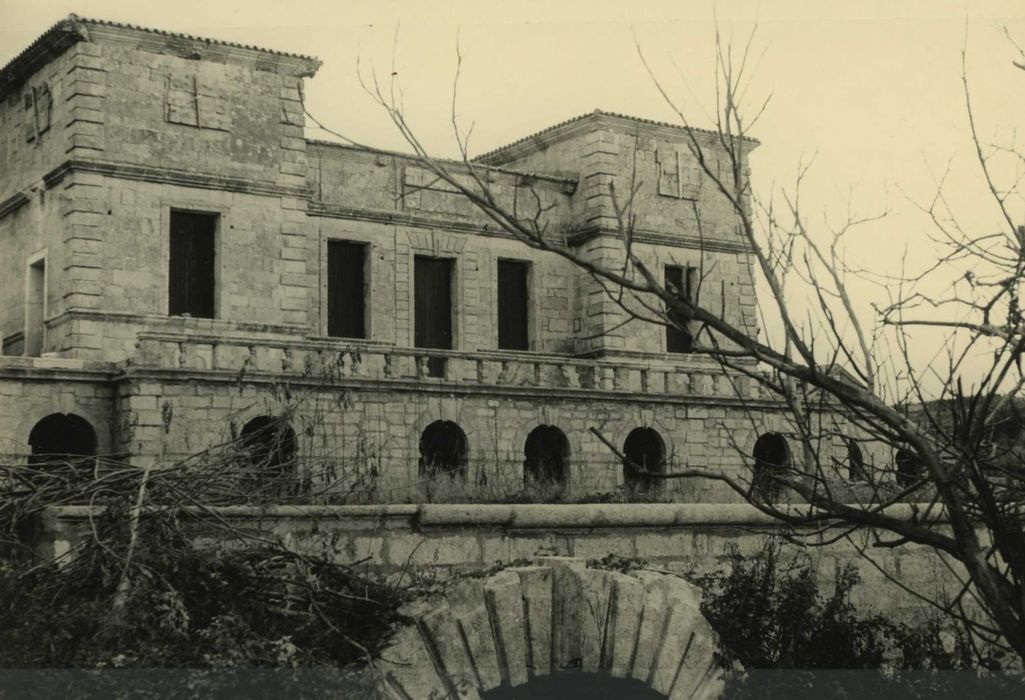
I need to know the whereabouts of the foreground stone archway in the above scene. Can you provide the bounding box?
[372,557,727,699]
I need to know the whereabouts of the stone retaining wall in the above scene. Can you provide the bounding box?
[36,502,963,617]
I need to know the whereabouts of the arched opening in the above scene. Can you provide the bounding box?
[239,416,297,500]
[752,432,790,500]
[622,427,665,492]
[28,413,97,468]
[895,447,923,488]
[846,438,866,482]
[419,420,468,479]
[483,672,666,699]
[524,425,570,492]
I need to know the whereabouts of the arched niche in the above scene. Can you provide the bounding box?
[752,432,791,500]
[622,427,666,491]
[524,425,570,488]
[419,420,469,479]
[27,413,97,468]
[239,416,298,500]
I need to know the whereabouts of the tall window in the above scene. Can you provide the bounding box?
[665,265,695,353]
[169,211,216,318]
[497,259,530,351]
[24,256,46,357]
[414,256,454,377]
[327,240,367,338]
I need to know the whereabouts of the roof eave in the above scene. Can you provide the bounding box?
[475,110,760,166]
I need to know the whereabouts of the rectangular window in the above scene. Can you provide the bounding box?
[414,256,454,377]
[327,240,367,338]
[169,211,217,318]
[24,257,46,357]
[665,264,695,354]
[497,259,530,351]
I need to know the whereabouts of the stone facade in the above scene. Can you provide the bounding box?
[0,16,884,503]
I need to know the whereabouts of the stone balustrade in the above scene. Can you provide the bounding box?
[131,332,771,401]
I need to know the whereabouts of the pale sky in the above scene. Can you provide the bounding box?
[3,0,1025,396]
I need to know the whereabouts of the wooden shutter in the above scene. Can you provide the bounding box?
[327,241,367,338]
[665,265,693,353]
[414,256,453,376]
[169,212,216,318]
[497,260,529,351]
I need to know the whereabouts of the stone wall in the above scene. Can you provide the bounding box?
[36,502,966,619]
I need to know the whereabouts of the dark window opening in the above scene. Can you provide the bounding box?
[847,438,866,482]
[623,427,665,491]
[753,432,791,500]
[239,416,297,500]
[414,256,454,378]
[28,413,97,469]
[895,448,923,489]
[169,211,216,318]
[524,425,569,489]
[419,420,468,479]
[665,264,695,354]
[327,240,367,339]
[498,259,530,351]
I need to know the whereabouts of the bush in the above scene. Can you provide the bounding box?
[693,539,1023,698]
[0,511,404,697]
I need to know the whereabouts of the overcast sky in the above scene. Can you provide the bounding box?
[4,0,1025,394]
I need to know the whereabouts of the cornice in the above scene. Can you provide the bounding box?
[566,224,752,254]
[0,192,30,222]
[43,159,312,200]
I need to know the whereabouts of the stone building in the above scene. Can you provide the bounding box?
[0,15,870,503]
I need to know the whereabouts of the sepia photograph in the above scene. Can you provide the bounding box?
[1,0,1025,696]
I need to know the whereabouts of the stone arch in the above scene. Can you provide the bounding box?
[752,432,791,500]
[27,413,97,467]
[238,415,298,500]
[16,402,111,457]
[622,426,666,491]
[372,558,727,699]
[419,420,470,479]
[523,425,570,489]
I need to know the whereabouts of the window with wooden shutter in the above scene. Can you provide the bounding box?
[497,259,530,351]
[414,256,454,377]
[665,264,694,354]
[168,211,217,318]
[327,241,367,338]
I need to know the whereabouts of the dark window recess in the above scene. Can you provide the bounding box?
[169,211,216,318]
[498,260,530,351]
[623,427,665,492]
[419,420,468,479]
[239,416,298,501]
[895,448,923,488]
[753,432,791,501]
[524,425,569,488]
[414,256,454,377]
[665,265,695,353]
[327,241,367,338]
[28,413,97,467]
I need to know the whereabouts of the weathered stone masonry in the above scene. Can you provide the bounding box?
[0,16,884,502]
